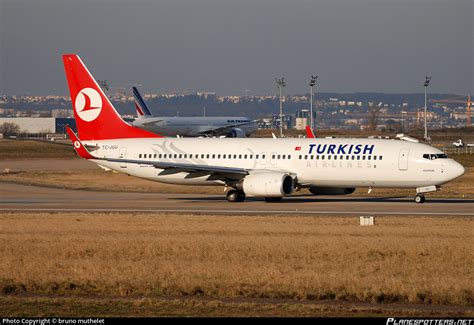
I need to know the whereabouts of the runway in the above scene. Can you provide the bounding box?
[1,182,473,216]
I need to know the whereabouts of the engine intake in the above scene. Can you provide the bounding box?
[228,128,246,138]
[309,186,356,195]
[240,172,294,197]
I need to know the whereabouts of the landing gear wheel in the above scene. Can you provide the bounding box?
[227,190,245,202]
[414,194,425,204]
[264,197,283,202]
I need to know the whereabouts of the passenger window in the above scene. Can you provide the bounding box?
[346,155,349,160]
[154,154,157,158]
[239,154,242,159]
[299,155,302,160]
[334,156,337,160]
[262,154,266,159]
[304,155,308,160]
[357,156,360,160]
[212,154,215,159]
[277,154,281,159]
[373,156,377,160]
[288,155,291,159]
[379,156,383,160]
[139,154,142,158]
[322,155,325,160]
[316,155,319,160]
[328,156,331,160]
[368,156,371,160]
[272,154,276,159]
[362,156,366,160]
[244,154,247,159]
[250,155,253,159]
[206,154,210,159]
[183,154,187,159]
[256,154,259,159]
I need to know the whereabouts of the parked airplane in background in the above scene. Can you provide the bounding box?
[131,86,257,138]
[63,54,465,203]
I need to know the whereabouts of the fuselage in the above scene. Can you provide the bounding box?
[85,137,465,188]
[132,116,257,137]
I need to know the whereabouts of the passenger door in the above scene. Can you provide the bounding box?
[398,148,409,171]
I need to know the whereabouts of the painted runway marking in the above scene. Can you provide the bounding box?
[2,208,474,216]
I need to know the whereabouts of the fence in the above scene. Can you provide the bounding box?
[440,147,474,155]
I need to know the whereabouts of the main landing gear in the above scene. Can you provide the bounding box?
[414,194,425,204]
[226,189,245,202]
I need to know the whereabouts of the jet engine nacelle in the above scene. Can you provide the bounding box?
[228,128,246,138]
[309,186,356,195]
[240,172,294,197]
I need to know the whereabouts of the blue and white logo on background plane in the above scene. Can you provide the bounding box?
[131,86,257,138]
[63,54,465,204]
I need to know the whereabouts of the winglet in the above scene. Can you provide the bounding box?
[66,125,96,159]
[305,125,315,138]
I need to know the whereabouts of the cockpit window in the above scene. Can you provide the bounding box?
[423,153,448,160]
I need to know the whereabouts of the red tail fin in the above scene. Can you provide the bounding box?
[305,125,315,138]
[62,54,161,140]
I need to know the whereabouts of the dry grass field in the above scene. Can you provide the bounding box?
[0,212,472,316]
[0,139,75,159]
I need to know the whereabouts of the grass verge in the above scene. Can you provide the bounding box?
[0,212,472,317]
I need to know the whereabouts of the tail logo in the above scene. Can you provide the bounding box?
[75,88,102,122]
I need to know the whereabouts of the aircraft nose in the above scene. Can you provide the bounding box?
[450,161,465,180]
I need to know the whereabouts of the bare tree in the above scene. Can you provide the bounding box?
[0,122,20,136]
[368,104,381,132]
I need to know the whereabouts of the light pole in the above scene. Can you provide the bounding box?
[275,77,286,138]
[309,75,318,131]
[423,76,431,141]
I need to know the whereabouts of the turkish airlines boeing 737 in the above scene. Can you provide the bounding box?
[63,54,465,203]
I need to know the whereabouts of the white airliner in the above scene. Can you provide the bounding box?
[63,54,465,203]
[131,86,258,138]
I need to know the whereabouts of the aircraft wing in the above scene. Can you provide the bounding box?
[105,157,249,176]
[198,121,256,137]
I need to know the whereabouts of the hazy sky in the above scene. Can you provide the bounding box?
[1,0,472,96]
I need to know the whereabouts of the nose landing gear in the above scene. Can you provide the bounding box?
[414,194,425,204]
